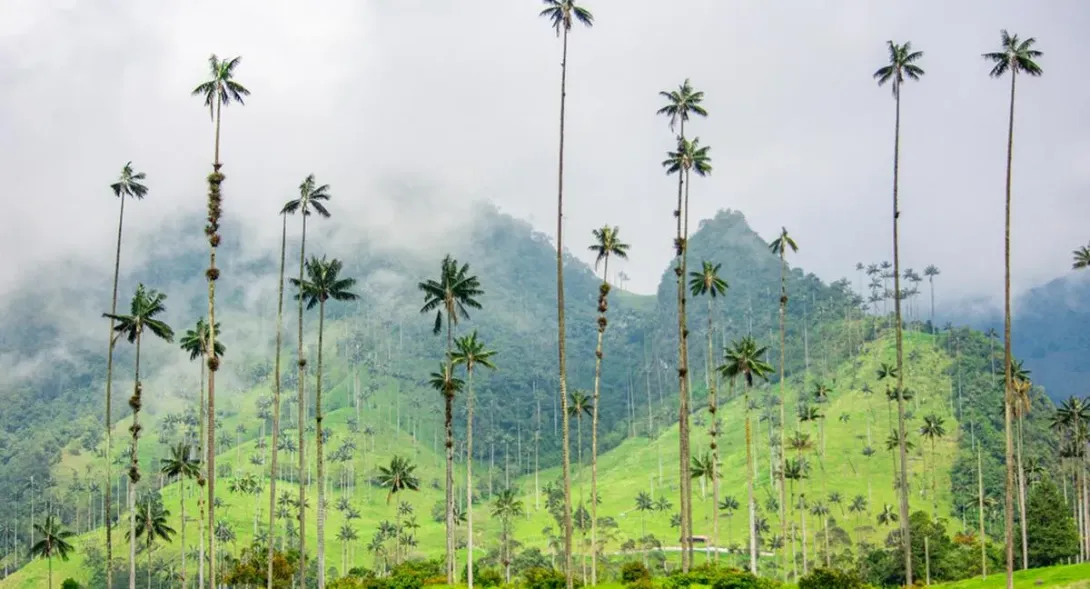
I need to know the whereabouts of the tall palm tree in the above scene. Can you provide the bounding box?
[984,31,1043,588]
[105,284,174,589]
[1009,361,1033,570]
[104,162,148,587]
[689,260,727,560]
[586,224,628,583]
[452,331,497,589]
[769,226,797,577]
[132,496,175,589]
[30,515,75,589]
[266,208,289,589]
[160,443,199,588]
[179,318,223,589]
[191,55,248,589]
[923,265,940,333]
[919,415,946,514]
[492,488,525,583]
[658,78,708,570]
[280,173,332,583]
[874,40,924,585]
[539,3,593,585]
[419,254,483,583]
[377,456,420,566]
[719,336,773,575]
[292,256,358,589]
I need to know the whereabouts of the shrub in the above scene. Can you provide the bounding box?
[709,569,770,589]
[523,566,579,589]
[472,567,504,587]
[628,578,656,589]
[798,568,868,589]
[61,580,81,589]
[622,561,652,584]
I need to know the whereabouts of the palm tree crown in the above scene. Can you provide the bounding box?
[719,336,774,387]
[769,227,798,256]
[179,318,226,361]
[657,78,708,132]
[111,162,148,200]
[191,55,250,121]
[377,456,421,504]
[452,331,498,373]
[662,136,713,177]
[418,255,484,335]
[30,515,75,562]
[1072,245,1090,270]
[873,41,925,96]
[290,256,359,310]
[689,261,728,298]
[983,31,1043,78]
[104,284,174,345]
[161,443,200,480]
[539,0,593,36]
[588,225,630,273]
[281,174,332,218]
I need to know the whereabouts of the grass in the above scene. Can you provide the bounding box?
[932,563,1090,588]
[2,329,964,587]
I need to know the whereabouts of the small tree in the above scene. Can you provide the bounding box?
[1026,477,1079,567]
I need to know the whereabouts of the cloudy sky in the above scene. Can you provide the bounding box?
[1,0,1087,306]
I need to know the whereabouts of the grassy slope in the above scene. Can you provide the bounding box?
[933,563,1090,588]
[3,330,959,587]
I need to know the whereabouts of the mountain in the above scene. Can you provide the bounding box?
[950,271,1090,402]
[0,205,1062,586]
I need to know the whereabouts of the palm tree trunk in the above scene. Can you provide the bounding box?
[978,447,987,580]
[48,555,53,589]
[206,96,224,589]
[467,366,476,589]
[777,249,789,581]
[1017,413,1027,570]
[590,256,609,585]
[445,315,456,584]
[198,360,206,589]
[180,478,186,589]
[744,380,757,575]
[266,213,287,589]
[1002,68,1018,589]
[891,85,913,586]
[800,479,808,573]
[707,296,720,563]
[555,23,575,589]
[105,193,126,589]
[675,123,693,572]
[316,299,328,589]
[296,213,309,586]
[130,334,143,589]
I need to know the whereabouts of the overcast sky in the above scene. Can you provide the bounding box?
[1,0,1087,306]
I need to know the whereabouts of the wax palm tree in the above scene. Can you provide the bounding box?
[923,265,940,333]
[377,456,420,565]
[768,225,797,576]
[1072,245,1090,270]
[452,331,497,589]
[585,224,628,582]
[874,40,924,585]
[719,336,773,574]
[103,162,148,586]
[179,318,223,589]
[280,174,333,584]
[266,208,290,588]
[919,415,946,513]
[291,256,357,588]
[689,260,728,560]
[718,495,740,552]
[192,55,247,589]
[1007,360,1033,570]
[662,134,713,570]
[492,488,525,583]
[105,283,174,589]
[419,254,482,583]
[877,504,899,527]
[132,496,175,589]
[540,2,593,584]
[984,31,1043,587]
[30,515,75,589]
[337,525,358,578]
[634,492,654,536]
[160,443,199,588]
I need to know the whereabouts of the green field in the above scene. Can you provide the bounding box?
[2,330,964,587]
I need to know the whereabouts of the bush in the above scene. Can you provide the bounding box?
[472,567,504,587]
[627,579,656,589]
[523,567,579,589]
[708,569,769,589]
[622,561,652,584]
[61,580,81,589]
[798,568,867,589]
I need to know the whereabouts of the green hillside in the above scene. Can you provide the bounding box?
[2,328,965,587]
